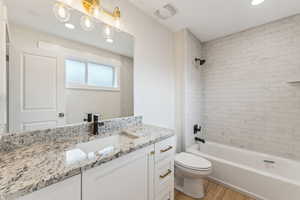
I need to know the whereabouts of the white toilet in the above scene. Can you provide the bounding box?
[175,152,212,199]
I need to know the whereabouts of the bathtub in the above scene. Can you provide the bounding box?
[187,142,300,200]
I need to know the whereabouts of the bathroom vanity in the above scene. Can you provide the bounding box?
[0,119,176,200]
[0,1,176,200]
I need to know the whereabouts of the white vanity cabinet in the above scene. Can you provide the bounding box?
[16,136,176,200]
[18,175,81,200]
[82,145,155,200]
[82,136,176,200]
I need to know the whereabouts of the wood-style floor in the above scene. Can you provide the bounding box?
[175,179,256,200]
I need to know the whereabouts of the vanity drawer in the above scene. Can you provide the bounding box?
[156,188,170,200]
[155,159,174,196]
[155,136,176,162]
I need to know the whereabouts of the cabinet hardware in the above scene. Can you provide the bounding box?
[264,160,275,164]
[160,146,173,153]
[160,169,172,179]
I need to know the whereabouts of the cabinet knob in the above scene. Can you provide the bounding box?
[58,113,65,118]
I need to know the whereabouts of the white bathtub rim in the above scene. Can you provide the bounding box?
[187,143,300,187]
[194,141,300,166]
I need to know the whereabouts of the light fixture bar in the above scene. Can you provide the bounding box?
[101,7,120,19]
[82,0,100,14]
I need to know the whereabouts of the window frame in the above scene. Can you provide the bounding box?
[65,58,120,92]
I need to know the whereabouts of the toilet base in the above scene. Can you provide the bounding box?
[175,177,205,199]
[183,178,204,199]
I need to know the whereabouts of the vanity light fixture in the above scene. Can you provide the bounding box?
[251,0,265,6]
[102,6,121,30]
[53,0,121,41]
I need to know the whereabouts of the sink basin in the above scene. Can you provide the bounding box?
[77,135,120,154]
[77,134,135,155]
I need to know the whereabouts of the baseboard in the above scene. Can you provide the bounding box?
[207,176,266,200]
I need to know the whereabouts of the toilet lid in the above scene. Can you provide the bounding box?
[175,153,212,170]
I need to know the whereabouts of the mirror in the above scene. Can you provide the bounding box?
[1,0,134,133]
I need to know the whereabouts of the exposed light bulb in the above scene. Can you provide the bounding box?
[85,18,91,27]
[115,18,121,30]
[80,15,95,31]
[93,7,100,17]
[53,2,70,22]
[58,7,66,18]
[105,26,111,35]
[103,25,114,43]
[251,0,265,6]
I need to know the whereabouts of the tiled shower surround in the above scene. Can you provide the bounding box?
[202,14,300,161]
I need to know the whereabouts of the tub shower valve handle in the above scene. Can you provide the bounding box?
[194,124,202,134]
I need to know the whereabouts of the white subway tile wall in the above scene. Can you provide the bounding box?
[202,15,300,161]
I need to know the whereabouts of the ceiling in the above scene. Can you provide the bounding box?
[3,0,134,57]
[129,0,300,42]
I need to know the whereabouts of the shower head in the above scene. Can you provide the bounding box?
[195,58,206,66]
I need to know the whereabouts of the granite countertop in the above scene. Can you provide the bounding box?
[0,124,175,200]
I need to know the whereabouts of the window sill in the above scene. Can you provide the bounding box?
[66,84,120,92]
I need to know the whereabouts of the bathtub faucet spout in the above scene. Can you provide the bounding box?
[195,137,206,143]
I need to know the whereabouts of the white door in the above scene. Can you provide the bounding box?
[9,46,65,132]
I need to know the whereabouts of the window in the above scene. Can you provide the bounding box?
[65,59,118,90]
[66,60,86,84]
[88,63,115,87]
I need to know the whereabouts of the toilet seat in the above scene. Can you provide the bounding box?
[175,152,212,171]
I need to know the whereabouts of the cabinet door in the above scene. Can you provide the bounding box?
[18,175,81,200]
[83,146,154,200]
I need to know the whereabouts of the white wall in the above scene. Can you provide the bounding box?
[119,1,175,129]
[66,89,121,122]
[202,15,300,161]
[174,30,185,152]
[174,29,203,151]
[120,56,134,117]
[9,24,134,124]
[67,0,175,129]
